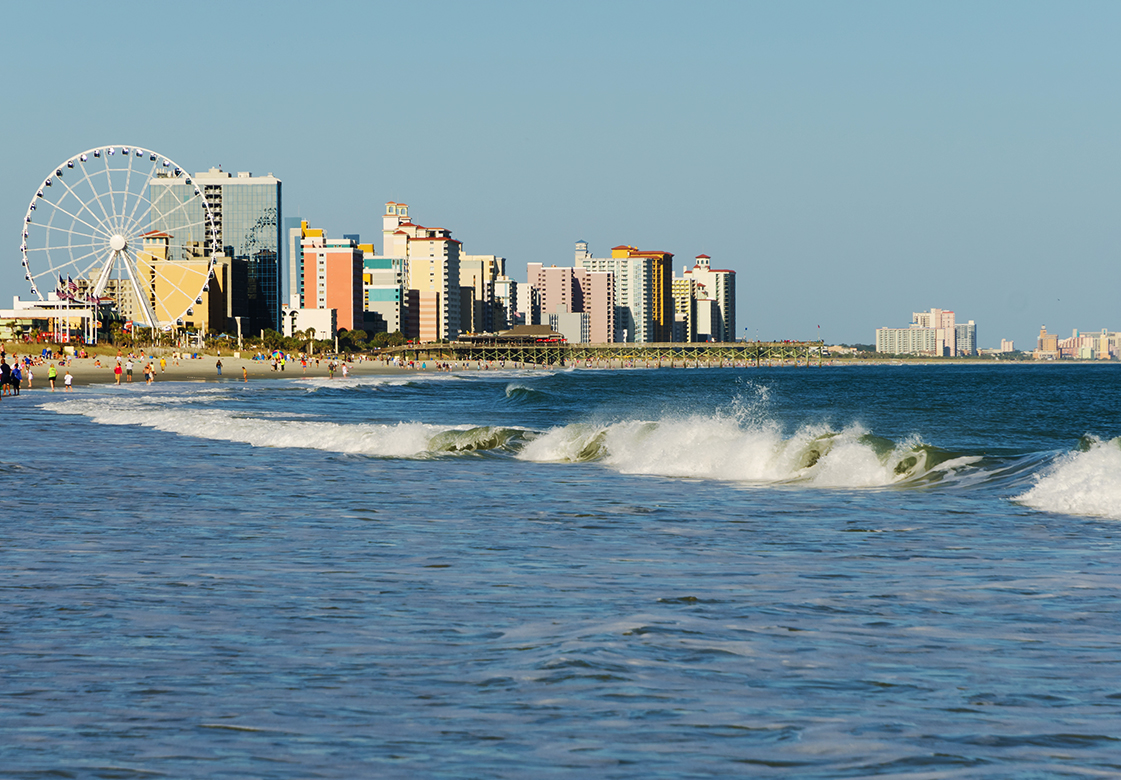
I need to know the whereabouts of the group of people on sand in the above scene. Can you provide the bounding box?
[0,356,26,396]
[0,352,72,394]
[111,352,164,386]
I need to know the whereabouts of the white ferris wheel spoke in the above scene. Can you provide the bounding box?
[48,167,116,238]
[124,154,160,227]
[76,158,116,228]
[34,195,113,241]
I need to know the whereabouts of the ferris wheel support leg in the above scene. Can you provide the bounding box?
[120,250,160,329]
[91,254,117,300]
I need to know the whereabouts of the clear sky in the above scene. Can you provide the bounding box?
[2,0,1118,347]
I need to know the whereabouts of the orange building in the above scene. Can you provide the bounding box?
[300,222,364,333]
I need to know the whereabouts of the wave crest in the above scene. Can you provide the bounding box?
[1015,436,1121,520]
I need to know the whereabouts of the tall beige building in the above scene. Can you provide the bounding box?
[381,202,461,341]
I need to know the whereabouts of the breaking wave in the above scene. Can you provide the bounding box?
[43,389,1117,507]
[518,415,984,487]
[1015,436,1121,520]
[504,383,551,404]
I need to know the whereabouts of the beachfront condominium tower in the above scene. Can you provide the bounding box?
[459,254,506,334]
[151,167,282,334]
[574,242,673,343]
[526,261,615,343]
[381,202,461,342]
[680,255,736,343]
[297,222,364,334]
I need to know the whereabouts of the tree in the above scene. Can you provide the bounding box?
[261,329,283,350]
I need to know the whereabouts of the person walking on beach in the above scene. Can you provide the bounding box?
[114,363,122,385]
[215,358,223,377]
[11,363,21,395]
[63,369,73,391]
[160,357,166,373]
[47,363,57,391]
[125,359,133,382]
[242,365,247,383]
[0,359,10,397]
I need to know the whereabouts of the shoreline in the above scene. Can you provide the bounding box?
[2,353,1116,391]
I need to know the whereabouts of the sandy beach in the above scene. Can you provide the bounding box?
[8,354,413,389]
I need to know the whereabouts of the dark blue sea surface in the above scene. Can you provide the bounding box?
[2,364,1120,778]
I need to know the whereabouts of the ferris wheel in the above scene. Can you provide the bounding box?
[20,145,218,328]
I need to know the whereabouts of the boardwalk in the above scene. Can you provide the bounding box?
[382,341,825,367]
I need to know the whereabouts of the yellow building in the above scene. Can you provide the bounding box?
[1033,325,1060,360]
[135,232,227,332]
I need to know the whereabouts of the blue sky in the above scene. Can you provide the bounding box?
[2,0,1118,347]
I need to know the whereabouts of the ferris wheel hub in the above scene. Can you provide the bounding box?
[109,234,127,251]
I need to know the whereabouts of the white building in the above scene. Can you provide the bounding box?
[680,255,736,342]
[878,308,976,356]
[281,304,336,340]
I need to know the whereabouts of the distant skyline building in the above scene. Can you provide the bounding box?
[877,308,976,356]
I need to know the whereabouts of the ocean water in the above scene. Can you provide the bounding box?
[2,363,1120,778]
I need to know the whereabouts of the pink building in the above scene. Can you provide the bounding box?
[573,267,615,343]
[527,263,614,343]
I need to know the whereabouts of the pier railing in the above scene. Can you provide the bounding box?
[380,340,825,367]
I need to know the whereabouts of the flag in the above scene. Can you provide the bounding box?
[67,275,77,293]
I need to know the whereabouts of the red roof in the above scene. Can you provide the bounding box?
[696,254,710,259]
[141,230,171,238]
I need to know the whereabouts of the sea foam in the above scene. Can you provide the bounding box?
[1015,436,1121,520]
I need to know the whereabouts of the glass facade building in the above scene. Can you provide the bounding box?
[151,168,282,333]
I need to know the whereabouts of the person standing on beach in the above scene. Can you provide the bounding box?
[125,359,133,382]
[47,363,57,391]
[160,357,166,373]
[242,365,247,383]
[11,363,21,395]
[114,363,122,385]
[0,359,10,397]
[216,358,222,377]
[64,369,73,391]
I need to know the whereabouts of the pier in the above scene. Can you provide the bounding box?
[382,340,825,367]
